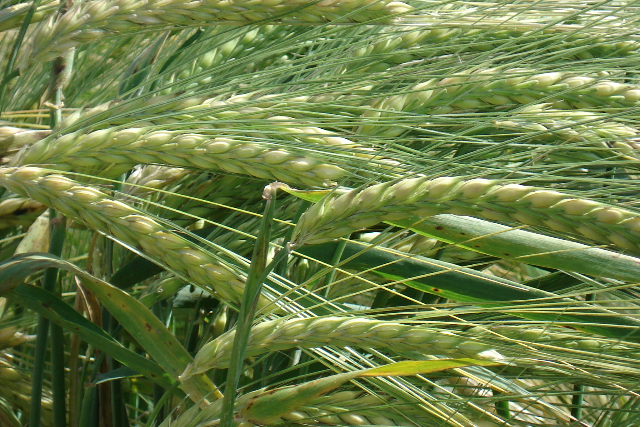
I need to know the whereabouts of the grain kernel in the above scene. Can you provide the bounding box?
[521,190,566,208]
[39,175,75,191]
[125,215,163,234]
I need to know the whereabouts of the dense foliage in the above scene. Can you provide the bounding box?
[0,1,638,426]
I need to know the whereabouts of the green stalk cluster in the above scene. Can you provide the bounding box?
[291,176,640,251]
[22,0,412,65]
[358,70,640,136]
[17,126,349,187]
[182,316,496,378]
[0,166,272,309]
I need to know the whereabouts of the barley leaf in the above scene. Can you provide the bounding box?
[10,282,173,389]
[298,242,640,342]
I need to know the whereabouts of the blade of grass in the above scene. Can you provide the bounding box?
[29,212,65,427]
[219,182,280,427]
[10,283,174,388]
[391,214,639,282]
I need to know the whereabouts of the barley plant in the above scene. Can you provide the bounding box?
[0,0,639,426]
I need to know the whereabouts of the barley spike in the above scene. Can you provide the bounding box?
[182,316,495,378]
[16,127,350,187]
[21,0,413,65]
[291,177,640,251]
[0,166,271,309]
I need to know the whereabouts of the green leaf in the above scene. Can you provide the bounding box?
[298,242,640,342]
[0,253,220,402]
[10,283,173,388]
[391,214,640,282]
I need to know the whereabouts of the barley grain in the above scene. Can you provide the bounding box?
[182,316,495,378]
[22,0,412,64]
[358,70,640,136]
[0,166,271,309]
[291,177,640,251]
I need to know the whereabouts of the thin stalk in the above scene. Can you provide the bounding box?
[219,183,280,427]
[274,201,310,278]
[571,292,595,421]
[109,313,127,427]
[68,291,84,427]
[152,301,166,427]
[29,212,66,427]
[0,0,41,113]
[78,386,97,427]
[322,235,349,298]
[143,382,180,427]
[29,309,49,427]
[46,40,74,427]
[493,391,510,420]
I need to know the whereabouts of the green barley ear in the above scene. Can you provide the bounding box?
[19,0,413,66]
[15,124,357,187]
[0,327,53,426]
[182,316,496,378]
[0,166,272,310]
[291,177,640,251]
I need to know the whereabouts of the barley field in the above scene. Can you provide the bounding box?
[0,1,638,426]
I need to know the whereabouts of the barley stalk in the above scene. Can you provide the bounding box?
[0,166,272,309]
[21,0,413,65]
[182,316,496,378]
[291,177,640,251]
